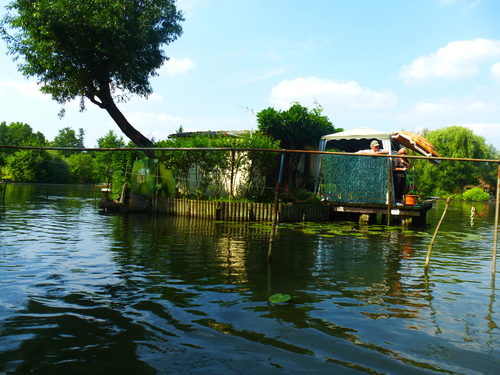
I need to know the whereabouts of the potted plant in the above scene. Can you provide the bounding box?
[404,187,419,206]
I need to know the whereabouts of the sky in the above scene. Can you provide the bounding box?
[1,0,500,150]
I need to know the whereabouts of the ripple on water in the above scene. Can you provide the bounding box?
[0,188,499,374]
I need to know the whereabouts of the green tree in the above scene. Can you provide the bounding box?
[45,151,71,183]
[52,127,85,157]
[417,126,498,195]
[95,131,140,199]
[67,153,97,184]
[1,0,184,157]
[0,122,45,150]
[256,103,341,188]
[0,122,54,182]
[95,130,126,182]
[257,103,337,149]
[6,136,53,182]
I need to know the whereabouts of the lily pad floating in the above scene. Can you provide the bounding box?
[269,293,291,304]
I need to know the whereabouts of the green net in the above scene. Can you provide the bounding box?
[130,159,175,197]
[321,154,392,204]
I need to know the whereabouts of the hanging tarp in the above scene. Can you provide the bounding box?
[315,126,393,194]
[321,154,390,204]
[130,159,175,197]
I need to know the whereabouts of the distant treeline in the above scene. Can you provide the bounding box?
[0,121,283,202]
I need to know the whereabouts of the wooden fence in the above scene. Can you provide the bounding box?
[130,194,330,222]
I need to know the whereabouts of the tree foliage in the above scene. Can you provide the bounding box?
[256,103,338,149]
[52,127,85,148]
[416,126,498,195]
[67,153,97,184]
[0,121,45,150]
[0,121,51,182]
[157,132,281,199]
[256,103,341,188]
[94,130,132,199]
[1,0,184,154]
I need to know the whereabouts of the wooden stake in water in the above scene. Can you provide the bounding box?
[492,164,500,275]
[425,196,452,271]
[268,152,286,263]
[387,158,392,226]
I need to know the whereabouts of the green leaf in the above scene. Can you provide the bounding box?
[269,293,291,304]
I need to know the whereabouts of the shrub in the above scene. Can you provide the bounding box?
[462,187,490,201]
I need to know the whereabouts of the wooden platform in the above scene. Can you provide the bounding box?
[329,201,433,226]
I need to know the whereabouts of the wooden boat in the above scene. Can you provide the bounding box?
[390,131,440,165]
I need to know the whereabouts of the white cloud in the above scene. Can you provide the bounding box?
[491,62,500,81]
[124,111,183,141]
[162,57,195,76]
[126,111,182,127]
[461,122,500,138]
[0,79,47,98]
[399,38,500,84]
[396,97,500,142]
[410,102,455,116]
[231,68,289,87]
[269,76,398,110]
[408,99,498,118]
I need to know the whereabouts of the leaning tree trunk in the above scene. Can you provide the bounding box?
[91,85,156,159]
[103,101,155,159]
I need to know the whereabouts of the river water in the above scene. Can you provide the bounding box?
[0,183,498,374]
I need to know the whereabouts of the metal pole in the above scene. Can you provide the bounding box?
[492,164,500,275]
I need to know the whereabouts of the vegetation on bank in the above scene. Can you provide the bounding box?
[0,120,498,203]
[409,126,498,201]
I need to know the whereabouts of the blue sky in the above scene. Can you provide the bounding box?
[1,0,500,150]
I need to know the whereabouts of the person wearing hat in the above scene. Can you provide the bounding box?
[369,140,388,154]
[357,140,389,154]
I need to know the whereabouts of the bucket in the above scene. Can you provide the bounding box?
[404,194,417,206]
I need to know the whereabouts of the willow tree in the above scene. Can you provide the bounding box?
[1,0,184,157]
[417,126,498,195]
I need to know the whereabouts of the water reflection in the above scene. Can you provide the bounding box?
[0,185,499,374]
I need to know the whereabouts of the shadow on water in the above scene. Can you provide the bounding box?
[0,185,499,374]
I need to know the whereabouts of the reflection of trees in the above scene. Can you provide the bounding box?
[4,183,94,206]
[106,214,278,302]
[0,293,156,374]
